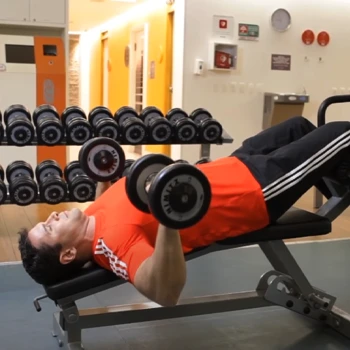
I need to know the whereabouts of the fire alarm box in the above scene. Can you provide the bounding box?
[209,42,238,71]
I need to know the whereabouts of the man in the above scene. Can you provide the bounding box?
[19,116,350,307]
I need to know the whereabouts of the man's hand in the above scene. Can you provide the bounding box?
[134,224,186,307]
[95,182,112,199]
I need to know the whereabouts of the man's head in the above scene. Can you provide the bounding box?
[18,208,94,286]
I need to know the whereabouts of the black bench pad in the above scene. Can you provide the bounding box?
[44,208,331,301]
[216,207,331,245]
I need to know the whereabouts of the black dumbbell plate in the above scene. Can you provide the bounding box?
[125,154,173,213]
[148,163,212,229]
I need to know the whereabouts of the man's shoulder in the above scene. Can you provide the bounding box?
[95,223,145,249]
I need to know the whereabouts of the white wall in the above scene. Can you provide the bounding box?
[180,0,350,162]
[66,30,99,164]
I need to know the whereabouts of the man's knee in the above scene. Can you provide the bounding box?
[287,116,315,132]
[289,116,310,125]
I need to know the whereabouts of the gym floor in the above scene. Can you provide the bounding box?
[1,189,350,349]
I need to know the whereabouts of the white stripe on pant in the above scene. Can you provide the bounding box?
[263,130,350,201]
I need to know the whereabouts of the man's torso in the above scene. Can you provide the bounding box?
[85,156,269,279]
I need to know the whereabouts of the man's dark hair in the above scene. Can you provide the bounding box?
[18,228,85,286]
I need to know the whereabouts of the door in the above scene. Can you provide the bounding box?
[166,12,174,117]
[0,0,29,22]
[102,37,109,107]
[133,30,144,155]
[30,0,66,24]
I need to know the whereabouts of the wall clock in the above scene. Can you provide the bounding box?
[271,8,291,32]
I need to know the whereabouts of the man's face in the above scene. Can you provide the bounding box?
[28,208,87,250]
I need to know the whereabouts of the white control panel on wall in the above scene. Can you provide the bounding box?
[194,59,204,75]
[271,8,291,32]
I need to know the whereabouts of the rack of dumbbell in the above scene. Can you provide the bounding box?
[0,103,233,206]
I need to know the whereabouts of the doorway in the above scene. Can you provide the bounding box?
[130,25,148,155]
[101,31,109,107]
[134,30,144,116]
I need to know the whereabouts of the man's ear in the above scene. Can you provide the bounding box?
[59,247,77,265]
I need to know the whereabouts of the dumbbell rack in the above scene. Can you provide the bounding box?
[0,130,233,151]
[0,129,233,206]
[1,194,89,206]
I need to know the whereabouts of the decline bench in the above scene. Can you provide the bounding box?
[33,177,350,350]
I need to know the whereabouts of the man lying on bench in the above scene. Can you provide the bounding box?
[18,116,350,307]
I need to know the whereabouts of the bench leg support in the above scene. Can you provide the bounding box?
[52,311,84,350]
[258,240,350,340]
[50,239,350,348]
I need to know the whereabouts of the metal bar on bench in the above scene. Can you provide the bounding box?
[328,306,350,339]
[259,241,315,297]
[74,291,272,330]
[53,313,82,348]
[316,192,350,222]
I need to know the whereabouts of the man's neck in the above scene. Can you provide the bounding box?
[85,215,96,242]
[77,215,96,262]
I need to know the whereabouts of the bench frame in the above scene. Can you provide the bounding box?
[46,177,350,350]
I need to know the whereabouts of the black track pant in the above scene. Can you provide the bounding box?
[232,116,350,222]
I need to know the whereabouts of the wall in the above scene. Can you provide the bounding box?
[180,0,350,163]
[66,30,101,163]
[68,34,80,106]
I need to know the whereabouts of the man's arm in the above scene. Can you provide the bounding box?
[95,182,112,199]
[133,224,186,307]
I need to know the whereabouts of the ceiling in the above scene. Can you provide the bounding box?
[69,0,147,32]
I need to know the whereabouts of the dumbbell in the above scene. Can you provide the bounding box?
[0,165,7,205]
[138,107,172,143]
[111,159,135,183]
[32,104,65,146]
[61,106,93,145]
[0,111,4,144]
[63,161,96,202]
[165,108,198,143]
[78,137,126,182]
[4,105,35,146]
[88,106,120,141]
[125,153,212,229]
[6,161,38,206]
[35,160,67,204]
[189,108,222,143]
[114,106,147,144]
[195,157,211,165]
